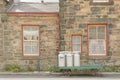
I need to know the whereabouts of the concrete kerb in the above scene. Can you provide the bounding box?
[0,72,120,76]
[98,72,120,76]
[0,71,63,75]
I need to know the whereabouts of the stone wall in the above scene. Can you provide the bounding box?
[0,0,5,70]
[0,0,59,71]
[0,0,4,13]
[0,21,4,69]
[2,14,59,70]
[60,0,120,66]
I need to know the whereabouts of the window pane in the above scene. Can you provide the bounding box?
[31,30,38,40]
[98,27,105,39]
[72,36,80,44]
[89,40,105,54]
[31,42,38,53]
[73,45,80,51]
[24,41,31,46]
[32,46,38,53]
[98,33,105,39]
[89,26,96,32]
[72,35,81,52]
[24,32,32,40]
[24,46,31,54]
[93,0,109,2]
[23,26,39,55]
[24,27,39,40]
[88,25,107,55]
[89,26,96,39]
[24,27,32,40]
[32,27,38,39]
[89,33,96,39]
[24,27,31,31]
[97,40,106,54]
[89,40,96,54]
[32,42,38,46]
[31,27,37,30]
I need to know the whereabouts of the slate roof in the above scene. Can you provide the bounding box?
[7,2,59,12]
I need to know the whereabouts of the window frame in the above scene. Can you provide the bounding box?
[90,0,113,5]
[22,24,40,56]
[87,24,108,56]
[92,0,110,3]
[71,34,82,54]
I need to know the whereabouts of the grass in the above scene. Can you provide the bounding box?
[101,65,120,72]
[4,64,21,72]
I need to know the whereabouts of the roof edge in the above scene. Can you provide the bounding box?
[18,2,59,4]
[7,12,59,14]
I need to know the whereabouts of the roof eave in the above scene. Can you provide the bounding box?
[6,12,59,14]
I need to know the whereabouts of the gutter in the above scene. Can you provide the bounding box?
[6,12,59,14]
[58,14,61,51]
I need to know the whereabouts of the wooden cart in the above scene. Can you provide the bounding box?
[58,64,104,76]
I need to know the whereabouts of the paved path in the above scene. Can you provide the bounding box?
[0,73,120,80]
[0,77,120,80]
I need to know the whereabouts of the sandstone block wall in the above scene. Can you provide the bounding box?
[0,0,59,71]
[0,0,5,70]
[1,14,59,70]
[60,0,120,66]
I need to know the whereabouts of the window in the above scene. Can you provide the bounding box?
[90,0,113,5]
[72,35,82,53]
[22,25,39,56]
[93,0,109,3]
[88,24,107,56]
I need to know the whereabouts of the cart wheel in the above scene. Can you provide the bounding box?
[62,70,71,76]
[67,70,72,76]
[63,70,68,76]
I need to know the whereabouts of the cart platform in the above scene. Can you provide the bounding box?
[58,64,104,75]
[58,64,103,70]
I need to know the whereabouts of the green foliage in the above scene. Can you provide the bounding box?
[104,67,116,72]
[4,64,21,72]
[4,64,12,71]
[48,66,58,72]
[26,66,35,72]
[101,66,120,72]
